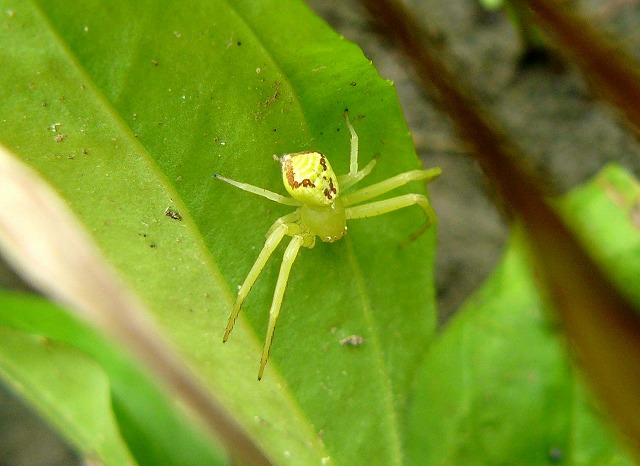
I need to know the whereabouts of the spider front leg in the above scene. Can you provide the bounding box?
[258,234,305,380]
[213,174,301,206]
[223,220,290,342]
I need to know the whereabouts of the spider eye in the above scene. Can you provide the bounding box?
[280,151,339,206]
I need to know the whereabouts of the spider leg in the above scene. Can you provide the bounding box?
[342,167,441,206]
[265,211,300,238]
[346,111,359,178]
[214,174,301,206]
[345,193,436,243]
[338,112,380,191]
[338,156,378,191]
[259,234,304,380]
[223,221,289,343]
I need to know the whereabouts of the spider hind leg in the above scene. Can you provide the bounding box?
[345,192,437,246]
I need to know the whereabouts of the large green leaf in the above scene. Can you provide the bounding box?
[1,1,437,464]
[405,164,638,465]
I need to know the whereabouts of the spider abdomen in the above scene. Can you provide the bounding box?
[280,151,339,206]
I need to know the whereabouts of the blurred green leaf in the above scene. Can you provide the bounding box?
[478,0,504,10]
[0,291,226,465]
[558,164,640,306]
[0,326,133,465]
[405,164,639,465]
[1,1,437,463]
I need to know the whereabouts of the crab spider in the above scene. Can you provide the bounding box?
[214,113,441,380]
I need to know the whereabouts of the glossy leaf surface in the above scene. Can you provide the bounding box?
[0,1,437,464]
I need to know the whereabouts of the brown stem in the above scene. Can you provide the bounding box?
[359,0,640,453]
[521,0,640,135]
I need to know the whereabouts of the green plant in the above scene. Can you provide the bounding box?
[1,1,639,465]
[1,1,436,464]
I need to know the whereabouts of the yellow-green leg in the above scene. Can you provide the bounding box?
[223,222,288,342]
[214,173,301,206]
[344,193,437,241]
[339,113,379,190]
[346,112,359,177]
[258,234,304,380]
[342,167,442,206]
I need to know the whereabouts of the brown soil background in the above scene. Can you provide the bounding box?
[2,0,640,463]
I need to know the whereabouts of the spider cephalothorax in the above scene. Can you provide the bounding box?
[215,112,441,379]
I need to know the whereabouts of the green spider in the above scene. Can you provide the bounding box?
[215,113,441,380]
